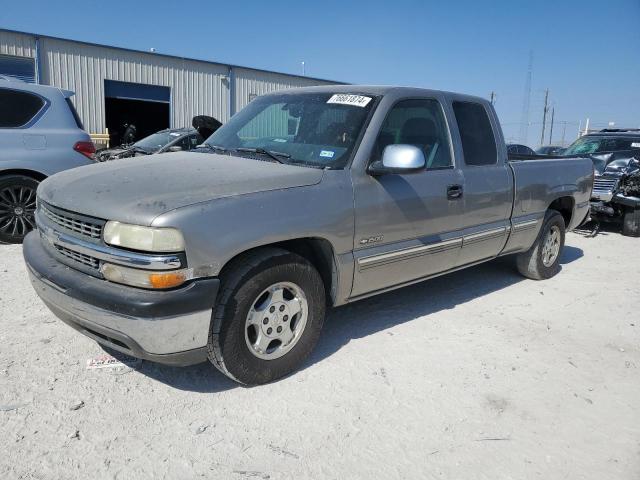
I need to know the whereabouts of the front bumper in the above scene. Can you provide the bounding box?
[23,231,219,366]
[590,193,640,218]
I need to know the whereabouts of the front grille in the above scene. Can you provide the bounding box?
[41,203,102,239]
[593,177,619,195]
[54,244,100,270]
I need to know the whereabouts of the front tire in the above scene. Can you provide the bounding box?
[0,175,39,244]
[516,210,565,280]
[622,205,640,237]
[207,248,326,385]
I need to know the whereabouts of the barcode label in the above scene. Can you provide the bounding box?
[327,94,372,107]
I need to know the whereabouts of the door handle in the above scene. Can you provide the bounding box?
[447,184,463,200]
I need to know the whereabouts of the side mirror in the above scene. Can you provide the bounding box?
[168,146,183,152]
[368,144,426,176]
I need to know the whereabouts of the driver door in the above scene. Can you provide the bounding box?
[351,97,466,298]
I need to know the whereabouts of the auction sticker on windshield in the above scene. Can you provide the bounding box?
[319,150,335,158]
[327,94,372,107]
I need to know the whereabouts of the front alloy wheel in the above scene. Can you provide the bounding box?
[208,247,326,385]
[245,282,308,360]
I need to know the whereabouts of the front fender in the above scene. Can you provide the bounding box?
[151,170,355,279]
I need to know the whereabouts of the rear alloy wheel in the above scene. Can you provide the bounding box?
[0,175,39,244]
[541,225,562,267]
[516,209,565,280]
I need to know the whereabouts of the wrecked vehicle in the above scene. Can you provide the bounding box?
[96,115,222,161]
[24,86,593,385]
[564,129,640,236]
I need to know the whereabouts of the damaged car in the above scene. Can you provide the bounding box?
[564,129,640,236]
[96,115,222,161]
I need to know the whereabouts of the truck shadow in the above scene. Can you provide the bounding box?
[135,245,583,392]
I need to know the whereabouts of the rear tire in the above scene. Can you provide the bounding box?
[516,210,565,280]
[207,248,326,385]
[622,206,640,237]
[0,175,39,244]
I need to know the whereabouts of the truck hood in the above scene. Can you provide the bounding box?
[38,152,324,225]
[591,153,640,175]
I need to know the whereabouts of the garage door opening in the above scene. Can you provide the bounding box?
[104,80,170,147]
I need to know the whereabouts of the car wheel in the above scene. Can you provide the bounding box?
[516,209,565,280]
[0,175,39,244]
[207,247,326,385]
[622,206,640,237]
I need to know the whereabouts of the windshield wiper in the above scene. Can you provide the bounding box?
[235,147,290,164]
[196,144,228,153]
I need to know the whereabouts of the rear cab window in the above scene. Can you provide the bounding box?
[0,88,46,128]
[452,101,497,166]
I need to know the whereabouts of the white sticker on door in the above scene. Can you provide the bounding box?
[327,94,372,107]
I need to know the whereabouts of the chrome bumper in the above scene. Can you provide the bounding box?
[23,232,218,366]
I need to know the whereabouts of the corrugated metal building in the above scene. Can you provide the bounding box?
[0,28,340,143]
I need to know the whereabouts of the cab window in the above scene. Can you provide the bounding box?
[452,101,498,166]
[373,98,453,169]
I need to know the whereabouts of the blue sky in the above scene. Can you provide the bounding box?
[2,0,639,146]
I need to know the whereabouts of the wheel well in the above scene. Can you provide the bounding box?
[0,169,47,182]
[549,196,574,227]
[221,238,338,305]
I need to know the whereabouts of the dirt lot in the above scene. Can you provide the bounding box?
[1,230,639,480]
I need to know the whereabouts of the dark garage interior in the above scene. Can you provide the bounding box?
[104,80,171,146]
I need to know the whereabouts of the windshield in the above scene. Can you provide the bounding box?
[134,131,183,151]
[563,136,640,156]
[204,92,377,168]
[563,137,603,155]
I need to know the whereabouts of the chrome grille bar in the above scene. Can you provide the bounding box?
[592,177,619,201]
[41,203,102,239]
[54,244,100,270]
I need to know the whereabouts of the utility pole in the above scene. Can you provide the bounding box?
[548,107,555,145]
[540,88,549,147]
[561,122,567,146]
[489,91,496,105]
[301,61,306,76]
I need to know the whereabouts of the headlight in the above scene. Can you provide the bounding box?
[100,263,192,289]
[103,221,185,252]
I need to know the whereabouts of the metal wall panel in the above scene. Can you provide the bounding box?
[0,54,36,82]
[234,68,334,114]
[1,30,340,136]
[0,31,35,58]
[38,37,231,134]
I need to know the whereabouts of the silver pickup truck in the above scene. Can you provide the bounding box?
[23,86,594,385]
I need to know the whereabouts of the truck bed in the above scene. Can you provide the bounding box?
[508,155,593,230]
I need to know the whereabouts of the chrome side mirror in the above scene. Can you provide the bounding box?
[368,144,426,175]
[168,146,183,152]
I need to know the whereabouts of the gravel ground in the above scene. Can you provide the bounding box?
[1,230,639,480]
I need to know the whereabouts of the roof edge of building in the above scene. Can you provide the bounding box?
[0,27,347,85]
